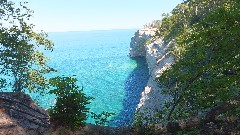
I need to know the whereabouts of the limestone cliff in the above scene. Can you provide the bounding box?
[130,28,175,118]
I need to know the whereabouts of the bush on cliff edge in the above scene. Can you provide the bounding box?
[48,76,93,131]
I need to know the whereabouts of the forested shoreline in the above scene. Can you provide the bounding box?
[0,0,239,134]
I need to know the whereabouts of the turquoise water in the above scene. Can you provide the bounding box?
[3,29,150,126]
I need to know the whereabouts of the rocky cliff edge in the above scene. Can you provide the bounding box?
[129,28,175,119]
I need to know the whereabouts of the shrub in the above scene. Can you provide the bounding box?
[48,76,93,131]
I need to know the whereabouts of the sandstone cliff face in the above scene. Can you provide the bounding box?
[129,28,157,57]
[130,28,175,118]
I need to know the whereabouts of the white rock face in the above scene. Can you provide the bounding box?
[137,39,174,118]
[130,28,175,119]
[129,28,157,57]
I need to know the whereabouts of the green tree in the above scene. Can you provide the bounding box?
[156,0,228,42]
[48,76,93,131]
[158,0,240,122]
[0,0,55,92]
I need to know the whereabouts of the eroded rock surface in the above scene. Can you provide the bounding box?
[0,92,50,135]
[136,38,175,118]
[129,28,157,57]
[129,28,175,119]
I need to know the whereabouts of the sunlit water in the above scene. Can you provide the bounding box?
[2,29,149,126]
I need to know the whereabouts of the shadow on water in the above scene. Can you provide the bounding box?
[110,57,149,127]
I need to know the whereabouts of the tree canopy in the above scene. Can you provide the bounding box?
[149,0,240,133]
[0,0,55,92]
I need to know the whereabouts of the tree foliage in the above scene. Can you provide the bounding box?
[48,76,93,131]
[155,0,240,131]
[90,111,115,126]
[0,0,55,92]
[157,0,230,42]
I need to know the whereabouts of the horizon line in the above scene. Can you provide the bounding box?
[37,28,141,33]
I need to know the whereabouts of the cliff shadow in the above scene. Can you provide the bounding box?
[110,57,149,126]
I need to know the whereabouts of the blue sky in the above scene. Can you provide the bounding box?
[27,0,183,32]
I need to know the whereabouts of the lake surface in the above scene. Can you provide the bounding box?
[3,29,150,126]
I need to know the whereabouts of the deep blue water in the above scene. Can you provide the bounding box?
[3,29,149,126]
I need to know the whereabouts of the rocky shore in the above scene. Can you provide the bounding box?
[129,28,175,118]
